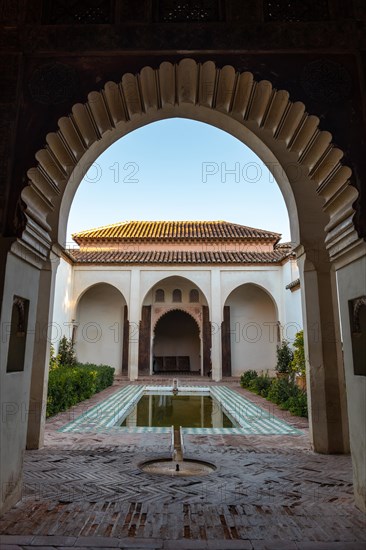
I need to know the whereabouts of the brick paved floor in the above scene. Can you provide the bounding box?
[0,381,365,549]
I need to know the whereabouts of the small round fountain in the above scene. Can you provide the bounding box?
[139,381,216,476]
[139,457,216,476]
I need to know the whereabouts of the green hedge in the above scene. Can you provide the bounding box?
[248,375,272,398]
[47,363,114,417]
[240,370,258,387]
[240,370,308,418]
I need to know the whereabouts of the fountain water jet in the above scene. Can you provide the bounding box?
[139,388,216,476]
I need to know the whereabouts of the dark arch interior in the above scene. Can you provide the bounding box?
[153,310,200,374]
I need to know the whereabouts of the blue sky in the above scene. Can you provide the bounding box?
[67,119,290,245]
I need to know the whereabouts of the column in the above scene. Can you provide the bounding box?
[121,305,129,375]
[138,305,151,375]
[26,250,60,449]
[202,305,211,375]
[221,305,232,377]
[0,240,46,513]
[128,268,140,381]
[297,248,349,454]
[210,268,223,381]
[336,252,366,512]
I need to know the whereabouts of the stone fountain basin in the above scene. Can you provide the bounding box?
[139,458,216,476]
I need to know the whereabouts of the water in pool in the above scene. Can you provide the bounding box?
[120,393,236,429]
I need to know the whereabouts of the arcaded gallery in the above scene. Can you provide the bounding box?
[53,220,302,379]
[0,1,365,548]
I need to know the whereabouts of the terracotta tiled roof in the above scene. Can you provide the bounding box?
[275,241,293,249]
[275,241,295,257]
[286,278,301,290]
[68,249,291,265]
[72,221,281,244]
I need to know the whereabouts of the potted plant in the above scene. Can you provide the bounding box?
[275,339,294,380]
[291,330,306,390]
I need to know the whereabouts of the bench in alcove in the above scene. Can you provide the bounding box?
[153,356,199,375]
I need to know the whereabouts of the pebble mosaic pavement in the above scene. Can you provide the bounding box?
[0,380,365,549]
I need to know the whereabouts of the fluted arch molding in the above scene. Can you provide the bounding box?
[153,307,201,336]
[22,58,359,262]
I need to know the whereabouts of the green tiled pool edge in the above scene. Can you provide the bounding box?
[57,384,303,436]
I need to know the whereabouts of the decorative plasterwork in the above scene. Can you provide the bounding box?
[23,59,359,264]
[152,305,202,335]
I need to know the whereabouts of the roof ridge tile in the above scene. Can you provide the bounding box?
[72,220,282,244]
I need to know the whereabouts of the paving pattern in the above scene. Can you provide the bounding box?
[0,381,365,549]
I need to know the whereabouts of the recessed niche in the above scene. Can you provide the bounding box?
[155,289,165,302]
[172,289,182,302]
[349,296,366,377]
[6,296,29,373]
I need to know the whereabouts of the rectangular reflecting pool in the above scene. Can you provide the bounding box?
[121,393,236,429]
[58,384,303,436]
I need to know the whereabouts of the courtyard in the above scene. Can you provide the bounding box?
[0,380,364,550]
[1,3,366,548]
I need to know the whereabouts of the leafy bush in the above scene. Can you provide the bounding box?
[286,391,308,417]
[266,378,308,417]
[47,363,114,417]
[276,339,294,376]
[232,353,309,418]
[267,377,295,406]
[240,370,258,388]
[291,330,306,377]
[49,344,60,370]
[248,375,272,397]
[58,336,77,366]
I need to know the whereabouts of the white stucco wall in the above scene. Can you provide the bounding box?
[0,251,41,513]
[336,255,366,512]
[75,283,126,373]
[51,256,74,347]
[72,267,131,316]
[220,268,282,318]
[282,259,303,342]
[225,283,278,376]
[140,270,211,311]
[143,275,208,307]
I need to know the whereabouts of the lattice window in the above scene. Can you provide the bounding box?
[189,289,199,302]
[158,1,222,22]
[42,0,114,24]
[264,0,330,22]
[155,289,165,302]
[172,289,182,302]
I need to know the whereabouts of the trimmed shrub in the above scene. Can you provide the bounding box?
[265,378,308,417]
[240,365,308,418]
[248,375,272,398]
[286,391,308,417]
[47,363,114,417]
[267,377,295,406]
[240,370,258,388]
